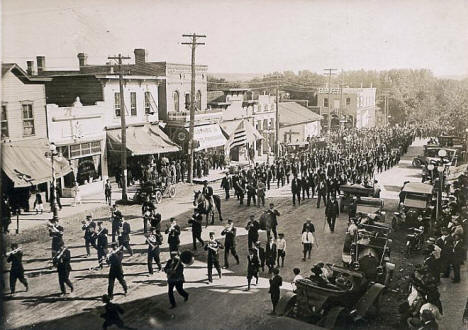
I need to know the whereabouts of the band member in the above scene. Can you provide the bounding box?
[107,242,127,300]
[255,241,266,272]
[101,294,134,330]
[6,243,28,294]
[257,179,266,207]
[164,251,189,309]
[81,215,96,257]
[246,214,260,249]
[221,219,239,268]
[325,195,339,233]
[150,212,162,232]
[202,180,214,210]
[111,204,123,243]
[246,179,257,206]
[146,228,163,274]
[48,219,64,258]
[53,242,73,295]
[266,203,280,240]
[142,196,156,233]
[268,268,282,314]
[266,236,277,273]
[233,173,246,205]
[96,222,109,269]
[291,175,301,206]
[104,179,112,206]
[246,248,260,291]
[204,232,223,283]
[118,217,133,256]
[220,173,231,200]
[188,211,204,250]
[165,218,181,252]
[276,233,286,267]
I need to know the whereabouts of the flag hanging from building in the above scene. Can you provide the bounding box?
[230,121,247,148]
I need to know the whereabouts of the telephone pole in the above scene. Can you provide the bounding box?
[323,68,337,133]
[275,74,280,159]
[182,33,206,184]
[108,54,131,200]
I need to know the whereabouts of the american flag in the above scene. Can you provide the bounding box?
[230,121,247,148]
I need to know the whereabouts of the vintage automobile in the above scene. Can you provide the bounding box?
[438,135,466,152]
[412,147,457,168]
[339,184,376,213]
[277,264,387,328]
[133,180,176,204]
[355,197,386,223]
[392,182,434,229]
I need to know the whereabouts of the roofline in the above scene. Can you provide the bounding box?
[3,63,52,82]
[280,120,322,128]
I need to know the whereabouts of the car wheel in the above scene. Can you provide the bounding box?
[168,185,176,198]
[412,159,422,167]
[155,191,163,204]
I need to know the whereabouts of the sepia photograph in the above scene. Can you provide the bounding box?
[1,0,468,329]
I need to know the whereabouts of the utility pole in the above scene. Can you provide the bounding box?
[323,68,337,133]
[275,74,280,159]
[108,54,131,201]
[182,33,206,184]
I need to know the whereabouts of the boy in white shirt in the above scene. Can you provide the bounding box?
[292,268,303,292]
[276,233,287,267]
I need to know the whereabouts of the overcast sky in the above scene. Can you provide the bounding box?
[3,0,468,76]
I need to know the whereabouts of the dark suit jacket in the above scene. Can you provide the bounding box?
[221,177,231,190]
[266,242,277,262]
[452,240,465,265]
[269,275,282,297]
[291,178,301,193]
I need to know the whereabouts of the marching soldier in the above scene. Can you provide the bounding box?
[6,243,28,294]
[54,242,73,295]
[165,218,181,252]
[164,251,189,309]
[118,217,133,256]
[221,219,239,268]
[146,228,163,274]
[107,242,128,300]
[81,215,96,257]
[188,210,204,251]
[204,232,223,283]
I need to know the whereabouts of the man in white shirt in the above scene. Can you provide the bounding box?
[301,227,317,261]
[276,233,287,267]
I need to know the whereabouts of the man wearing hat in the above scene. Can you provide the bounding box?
[118,217,133,256]
[220,173,231,200]
[164,251,189,309]
[204,232,223,283]
[436,227,453,279]
[188,210,204,251]
[82,215,96,257]
[165,218,181,252]
[107,242,127,299]
[246,248,260,290]
[146,228,163,274]
[221,219,239,268]
[202,180,214,211]
[111,204,123,243]
[245,215,260,249]
[451,233,464,283]
[96,221,109,269]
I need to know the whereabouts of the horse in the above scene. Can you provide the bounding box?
[193,191,223,227]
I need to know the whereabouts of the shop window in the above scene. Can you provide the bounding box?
[130,92,137,116]
[323,98,329,108]
[22,103,35,136]
[114,92,121,117]
[91,141,101,153]
[70,144,81,158]
[69,141,102,159]
[1,104,8,138]
[145,92,151,114]
[173,91,180,112]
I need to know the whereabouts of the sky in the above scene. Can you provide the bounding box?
[2,0,468,77]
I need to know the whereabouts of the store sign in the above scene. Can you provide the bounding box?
[78,159,95,174]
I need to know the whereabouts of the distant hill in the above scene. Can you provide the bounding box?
[208,72,264,82]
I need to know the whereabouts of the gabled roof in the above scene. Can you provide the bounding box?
[2,63,51,83]
[279,102,323,127]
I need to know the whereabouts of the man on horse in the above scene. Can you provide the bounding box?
[202,180,214,212]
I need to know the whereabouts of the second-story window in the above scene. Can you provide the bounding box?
[324,97,329,108]
[22,103,35,136]
[1,104,8,138]
[130,92,137,116]
[173,91,180,112]
[346,97,351,106]
[114,92,121,117]
[144,92,151,114]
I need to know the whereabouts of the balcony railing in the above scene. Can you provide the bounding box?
[167,109,223,123]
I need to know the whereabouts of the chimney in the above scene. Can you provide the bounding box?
[26,61,35,75]
[36,56,45,73]
[77,53,88,67]
[134,48,147,65]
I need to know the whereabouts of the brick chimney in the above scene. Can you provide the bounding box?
[36,56,45,73]
[26,61,35,75]
[77,53,88,67]
[134,48,147,65]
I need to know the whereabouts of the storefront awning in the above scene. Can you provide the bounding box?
[192,124,227,151]
[2,139,72,187]
[107,124,180,156]
[221,119,263,149]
